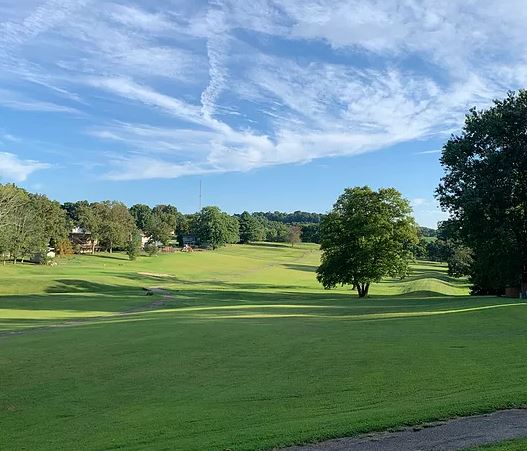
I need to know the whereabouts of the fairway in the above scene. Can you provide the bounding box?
[1,244,527,450]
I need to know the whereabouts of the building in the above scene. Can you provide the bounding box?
[69,227,99,253]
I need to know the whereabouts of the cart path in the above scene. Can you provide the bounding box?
[282,408,527,451]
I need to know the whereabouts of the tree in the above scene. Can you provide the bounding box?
[77,203,102,253]
[31,194,68,248]
[437,90,527,293]
[300,223,320,243]
[195,206,239,249]
[238,211,263,243]
[97,201,136,253]
[143,204,179,245]
[317,187,419,297]
[129,204,152,231]
[127,230,142,260]
[62,201,89,225]
[78,201,136,253]
[288,225,302,247]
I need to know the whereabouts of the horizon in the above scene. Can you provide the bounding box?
[2,1,527,227]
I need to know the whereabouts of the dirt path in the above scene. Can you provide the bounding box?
[282,408,527,451]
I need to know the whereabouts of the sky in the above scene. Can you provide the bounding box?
[1,1,527,227]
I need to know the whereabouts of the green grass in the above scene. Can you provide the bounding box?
[467,438,527,450]
[1,243,526,450]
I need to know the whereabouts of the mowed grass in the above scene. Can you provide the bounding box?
[468,438,527,450]
[1,243,527,450]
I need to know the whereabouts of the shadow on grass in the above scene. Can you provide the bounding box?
[108,271,308,291]
[282,264,317,272]
[246,242,290,249]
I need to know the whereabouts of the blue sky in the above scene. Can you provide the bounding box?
[1,1,526,227]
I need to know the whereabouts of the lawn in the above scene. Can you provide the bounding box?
[1,243,527,450]
[469,439,527,450]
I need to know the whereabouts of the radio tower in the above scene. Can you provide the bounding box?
[199,179,202,211]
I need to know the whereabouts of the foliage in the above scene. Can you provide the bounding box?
[194,206,240,249]
[288,225,302,247]
[0,184,68,263]
[145,205,179,245]
[79,201,136,253]
[56,238,74,256]
[419,226,437,238]
[144,241,158,256]
[127,230,142,261]
[437,90,527,292]
[129,204,152,231]
[300,223,320,244]
[62,200,89,224]
[252,210,324,224]
[238,211,264,243]
[317,186,419,297]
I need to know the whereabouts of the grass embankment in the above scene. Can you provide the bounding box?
[1,244,526,450]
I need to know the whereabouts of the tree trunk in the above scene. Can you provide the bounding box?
[357,283,370,298]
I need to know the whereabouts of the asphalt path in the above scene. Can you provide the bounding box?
[282,409,527,450]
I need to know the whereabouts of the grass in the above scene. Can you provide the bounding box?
[1,243,526,450]
[467,438,527,450]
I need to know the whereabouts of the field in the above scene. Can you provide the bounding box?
[1,243,527,450]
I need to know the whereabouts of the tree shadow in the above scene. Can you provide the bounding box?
[282,264,317,272]
[247,242,289,249]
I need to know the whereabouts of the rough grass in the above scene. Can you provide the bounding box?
[1,244,526,450]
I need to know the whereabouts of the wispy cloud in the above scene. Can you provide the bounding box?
[0,152,50,182]
[415,149,441,155]
[0,88,79,113]
[1,0,527,181]
[86,77,204,125]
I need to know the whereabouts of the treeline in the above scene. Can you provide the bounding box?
[0,183,320,263]
[0,184,69,263]
[413,223,471,277]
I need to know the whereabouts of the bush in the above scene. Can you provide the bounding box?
[56,238,74,256]
[144,241,158,256]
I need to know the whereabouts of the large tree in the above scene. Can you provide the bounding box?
[129,204,152,232]
[437,90,527,293]
[195,206,239,249]
[317,187,419,297]
[144,204,179,245]
[238,211,263,244]
[288,225,302,247]
[78,201,136,253]
[0,185,68,263]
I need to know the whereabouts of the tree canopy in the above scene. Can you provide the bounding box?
[317,186,419,297]
[0,184,69,263]
[238,211,264,244]
[194,206,240,249]
[437,90,527,293]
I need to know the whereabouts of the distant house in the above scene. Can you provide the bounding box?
[140,232,150,249]
[69,227,99,253]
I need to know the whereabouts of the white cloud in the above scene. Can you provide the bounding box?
[86,77,204,125]
[0,152,50,182]
[2,0,527,182]
[416,149,441,155]
[0,88,79,113]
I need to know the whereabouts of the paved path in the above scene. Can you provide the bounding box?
[283,409,527,450]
